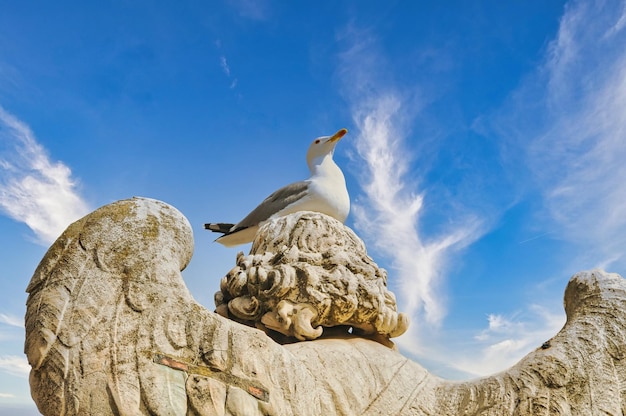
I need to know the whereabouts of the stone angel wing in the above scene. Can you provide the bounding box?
[25,198,198,414]
[25,197,276,415]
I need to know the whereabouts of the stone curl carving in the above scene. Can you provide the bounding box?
[24,197,626,415]
[215,211,409,341]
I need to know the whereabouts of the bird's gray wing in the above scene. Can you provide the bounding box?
[229,180,310,234]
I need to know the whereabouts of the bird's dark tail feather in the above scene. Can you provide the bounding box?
[204,223,235,234]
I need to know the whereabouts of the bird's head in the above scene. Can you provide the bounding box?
[306,128,347,170]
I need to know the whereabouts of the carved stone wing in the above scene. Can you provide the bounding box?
[25,197,285,416]
[25,197,198,415]
[25,213,124,414]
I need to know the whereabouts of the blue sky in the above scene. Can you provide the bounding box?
[2,0,626,412]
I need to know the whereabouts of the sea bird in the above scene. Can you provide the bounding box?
[205,128,350,246]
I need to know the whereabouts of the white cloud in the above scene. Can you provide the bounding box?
[349,98,483,325]
[492,0,626,270]
[0,314,23,328]
[430,0,626,377]
[218,55,238,89]
[0,107,90,244]
[449,305,565,377]
[474,313,513,341]
[0,356,29,379]
[0,392,15,398]
[219,56,231,77]
[336,26,485,354]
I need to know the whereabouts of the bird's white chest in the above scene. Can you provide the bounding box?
[299,174,350,222]
[272,156,350,222]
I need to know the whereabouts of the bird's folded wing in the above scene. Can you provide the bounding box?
[229,180,310,233]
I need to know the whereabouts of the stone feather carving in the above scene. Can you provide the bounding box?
[25,198,196,415]
[25,197,626,415]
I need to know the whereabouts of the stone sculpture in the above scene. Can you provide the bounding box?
[215,211,409,341]
[25,197,626,415]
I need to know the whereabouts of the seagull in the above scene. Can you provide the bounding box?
[205,128,350,247]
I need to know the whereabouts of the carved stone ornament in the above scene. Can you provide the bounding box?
[215,211,409,341]
[25,197,626,415]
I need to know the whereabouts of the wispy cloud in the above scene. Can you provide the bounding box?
[220,56,231,77]
[0,356,29,378]
[492,0,626,270]
[0,107,90,244]
[0,314,23,329]
[0,392,15,398]
[349,97,482,326]
[337,26,484,353]
[449,305,565,377]
[219,55,238,89]
[335,0,626,378]
[433,0,626,377]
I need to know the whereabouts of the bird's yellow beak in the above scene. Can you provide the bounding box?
[329,128,348,143]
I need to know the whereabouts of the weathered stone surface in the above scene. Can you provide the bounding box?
[433,269,626,415]
[25,197,626,415]
[216,211,409,341]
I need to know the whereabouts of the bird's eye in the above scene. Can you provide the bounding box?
[315,139,321,144]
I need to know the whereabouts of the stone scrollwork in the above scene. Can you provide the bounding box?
[214,211,410,341]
